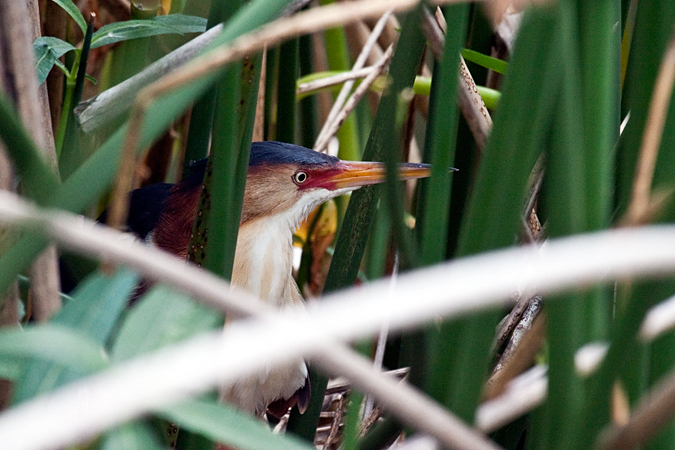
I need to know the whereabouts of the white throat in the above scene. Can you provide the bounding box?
[232,188,351,306]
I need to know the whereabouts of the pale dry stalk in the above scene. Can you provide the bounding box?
[599,367,675,450]
[0,0,61,321]
[314,8,394,152]
[625,27,675,225]
[318,45,394,149]
[422,7,493,149]
[297,66,376,97]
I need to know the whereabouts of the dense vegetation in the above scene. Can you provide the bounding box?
[2,1,675,450]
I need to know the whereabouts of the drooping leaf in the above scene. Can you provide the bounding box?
[111,285,221,361]
[152,14,208,32]
[461,48,508,74]
[0,325,109,374]
[91,14,207,49]
[100,422,166,450]
[51,0,87,35]
[0,92,60,205]
[33,36,77,84]
[53,269,140,343]
[159,398,315,450]
[12,270,139,403]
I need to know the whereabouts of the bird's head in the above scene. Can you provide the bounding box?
[241,142,433,227]
[130,141,440,258]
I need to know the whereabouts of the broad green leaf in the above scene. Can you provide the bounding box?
[112,285,221,361]
[33,37,77,60]
[152,14,208,32]
[0,325,108,374]
[13,269,138,403]
[461,48,508,74]
[33,37,77,84]
[159,399,315,450]
[54,269,140,343]
[51,0,87,35]
[91,14,207,49]
[418,2,468,268]
[0,358,24,380]
[100,422,166,450]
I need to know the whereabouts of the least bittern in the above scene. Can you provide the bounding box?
[124,141,432,417]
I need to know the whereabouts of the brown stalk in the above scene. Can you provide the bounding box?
[314,8,394,152]
[421,7,493,149]
[0,0,61,321]
[43,0,67,135]
[599,368,675,450]
[484,311,545,400]
[624,26,675,226]
[311,31,334,128]
[0,12,18,414]
[252,46,267,142]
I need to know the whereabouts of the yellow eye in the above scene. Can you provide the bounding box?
[293,171,308,184]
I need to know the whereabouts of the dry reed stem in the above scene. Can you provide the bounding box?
[252,46,267,142]
[314,8,393,152]
[313,344,503,450]
[318,45,394,150]
[297,66,376,97]
[0,0,61,321]
[484,311,544,400]
[492,292,533,351]
[640,292,675,340]
[6,190,675,449]
[76,24,225,133]
[5,189,675,449]
[612,381,631,426]
[476,366,547,432]
[599,367,675,450]
[458,56,493,149]
[346,21,386,68]
[625,26,675,225]
[364,9,401,53]
[421,7,493,149]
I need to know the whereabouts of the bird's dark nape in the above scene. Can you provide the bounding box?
[118,158,207,240]
[249,141,338,167]
[62,183,175,293]
[181,158,208,183]
[124,183,173,240]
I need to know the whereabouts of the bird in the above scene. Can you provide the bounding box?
[122,141,432,417]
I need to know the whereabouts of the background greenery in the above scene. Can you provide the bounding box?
[2,0,675,449]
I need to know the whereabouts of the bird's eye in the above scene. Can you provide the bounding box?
[293,171,308,184]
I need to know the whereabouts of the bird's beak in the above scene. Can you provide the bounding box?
[328,161,433,190]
